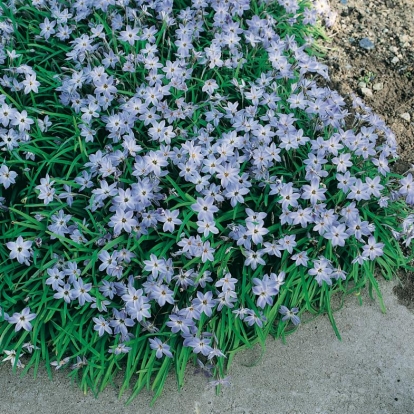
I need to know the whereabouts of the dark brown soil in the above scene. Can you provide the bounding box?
[326,0,414,163]
[393,270,414,311]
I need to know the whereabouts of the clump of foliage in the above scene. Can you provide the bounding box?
[0,0,413,403]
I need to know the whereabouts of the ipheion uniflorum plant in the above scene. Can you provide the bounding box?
[0,0,413,403]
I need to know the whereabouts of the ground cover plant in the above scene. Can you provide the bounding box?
[0,0,413,404]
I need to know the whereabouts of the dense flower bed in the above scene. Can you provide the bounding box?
[0,0,413,402]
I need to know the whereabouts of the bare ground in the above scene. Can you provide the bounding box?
[326,0,414,164]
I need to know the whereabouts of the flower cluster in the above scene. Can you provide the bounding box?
[0,0,412,398]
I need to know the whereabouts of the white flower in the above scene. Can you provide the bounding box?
[39,17,56,40]
[22,342,40,353]
[50,357,70,370]
[6,236,33,265]
[3,350,25,368]
[22,74,40,94]
[8,307,37,332]
[202,79,219,94]
[0,165,17,189]
[11,110,34,132]
[7,50,22,59]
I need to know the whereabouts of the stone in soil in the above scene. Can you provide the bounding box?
[361,87,373,97]
[359,38,375,50]
[373,82,383,91]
